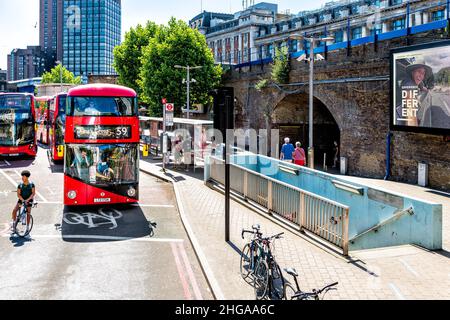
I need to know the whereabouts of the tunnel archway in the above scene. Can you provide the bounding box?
[273,93,341,169]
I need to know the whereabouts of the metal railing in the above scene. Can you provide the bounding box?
[209,157,350,255]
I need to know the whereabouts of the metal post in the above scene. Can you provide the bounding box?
[225,95,231,242]
[162,103,166,172]
[308,39,315,169]
[448,0,450,20]
[187,66,190,120]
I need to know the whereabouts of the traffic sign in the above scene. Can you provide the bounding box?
[162,98,167,104]
[166,103,174,112]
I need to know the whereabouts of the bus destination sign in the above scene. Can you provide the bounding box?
[74,125,132,140]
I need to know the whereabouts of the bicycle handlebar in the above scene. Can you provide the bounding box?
[262,232,284,241]
[241,229,262,239]
[292,282,338,300]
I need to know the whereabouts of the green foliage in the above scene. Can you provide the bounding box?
[255,79,269,92]
[113,22,158,99]
[140,18,222,116]
[435,67,450,85]
[271,46,290,85]
[41,64,82,84]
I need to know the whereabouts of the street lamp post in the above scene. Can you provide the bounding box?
[55,60,63,92]
[290,34,334,169]
[174,65,203,119]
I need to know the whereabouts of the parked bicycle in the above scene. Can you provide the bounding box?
[252,232,285,300]
[13,201,36,238]
[283,267,338,300]
[240,224,263,281]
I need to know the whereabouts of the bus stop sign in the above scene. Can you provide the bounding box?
[165,103,174,127]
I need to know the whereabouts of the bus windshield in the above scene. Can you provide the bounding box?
[65,144,138,185]
[69,97,136,116]
[0,96,34,146]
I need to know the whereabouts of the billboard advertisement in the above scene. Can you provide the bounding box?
[391,41,450,135]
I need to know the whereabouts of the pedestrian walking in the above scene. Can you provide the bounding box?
[293,142,306,166]
[280,137,295,162]
[182,136,192,172]
[333,141,339,169]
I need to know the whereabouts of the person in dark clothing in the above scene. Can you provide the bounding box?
[11,170,35,230]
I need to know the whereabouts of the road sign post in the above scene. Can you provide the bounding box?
[162,102,174,172]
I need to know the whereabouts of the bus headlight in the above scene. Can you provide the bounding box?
[67,191,77,200]
[127,187,136,197]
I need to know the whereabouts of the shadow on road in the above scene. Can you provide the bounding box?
[9,235,33,247]
[60,204,157,243]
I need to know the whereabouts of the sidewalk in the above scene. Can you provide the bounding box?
[140,159,450,300]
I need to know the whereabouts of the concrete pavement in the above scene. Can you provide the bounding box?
[0,148,213,300]
[140,158,450,300]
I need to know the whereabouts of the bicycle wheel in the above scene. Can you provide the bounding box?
[240,243,251,280]
[14,213,33,238]
[283,282,297,300]
[270,262,285,300]
[253,259,269,300]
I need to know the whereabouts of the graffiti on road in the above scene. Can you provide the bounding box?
[63,208,123,230]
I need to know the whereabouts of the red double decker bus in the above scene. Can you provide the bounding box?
[35,96,51,145]
[64,84,139,206]
[48,93,67,162]
[0,93,37,157]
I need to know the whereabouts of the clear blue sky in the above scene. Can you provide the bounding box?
[0,0,330,70]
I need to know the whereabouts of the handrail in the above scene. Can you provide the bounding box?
[348,206,415,243]
[210,156,350,210]
[209,156,351,255]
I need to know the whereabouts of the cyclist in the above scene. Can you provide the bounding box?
[11,170,35,231]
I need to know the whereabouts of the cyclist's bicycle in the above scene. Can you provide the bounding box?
[283,267,338,300]
[252,232,285,300]
[13,201,36,238]
[240,224,263,282]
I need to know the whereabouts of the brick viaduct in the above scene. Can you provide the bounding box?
[222,29,450,191]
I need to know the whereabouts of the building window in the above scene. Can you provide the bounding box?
[334,30,344,43]
[290,40,298,52]
[392,18,406,30]
[432,10,445,22]
[390,0,402,6]
[370,25,382,36]
[352,27,362,40]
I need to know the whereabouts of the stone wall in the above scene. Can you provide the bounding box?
[222,29,450,191]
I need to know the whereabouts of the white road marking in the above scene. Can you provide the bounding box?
[38,201,63,205]
[4,160,11,166]
[13,169,48,203]
[0,169,20,189]
[1,233,185,242]
[399,258,420,277]
[389,283,406,300]
[46,187,56,195]
[131,204,175,208]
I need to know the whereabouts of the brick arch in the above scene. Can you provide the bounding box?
[271,88,343,132]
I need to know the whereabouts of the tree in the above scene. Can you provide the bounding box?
[254,46,291,156]
[140,18,222,116]
[113,22,158,98]
[271,46,291,85]
[41,64,82,84]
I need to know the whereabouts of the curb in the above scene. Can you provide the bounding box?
[140,166,225,300]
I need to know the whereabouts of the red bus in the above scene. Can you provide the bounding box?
[35,96,51,145]
[64,84,139,206]
[48,93,67,162]
[0,93,37,157]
